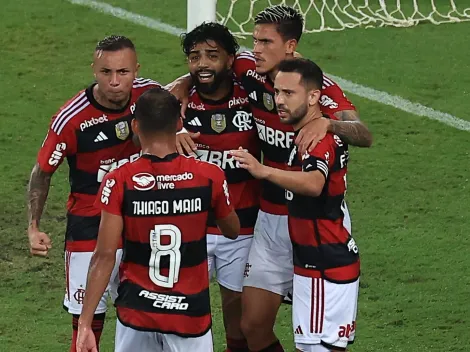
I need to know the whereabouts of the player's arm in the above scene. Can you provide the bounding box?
[79,210,122,325]
[231,150,325,197]
[211,169,240,239]
[165,73,193,118]
[77,173,123,351]
[296,79,372,153]
[27,120,75,256]
[330,109,372,148]
[27,163,53,240]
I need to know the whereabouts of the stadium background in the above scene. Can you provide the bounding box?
[1,0,469,351]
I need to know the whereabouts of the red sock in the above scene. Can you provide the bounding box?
[70,313,105,352]
[226,336,249,352]
[253,340,284,352]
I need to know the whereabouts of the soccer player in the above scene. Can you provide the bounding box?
[76,87,240,352]
[169,6,370,351]
[231,58,360,352]
[180,23,260,352]
[26,35,160,351]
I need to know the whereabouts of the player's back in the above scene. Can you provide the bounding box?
[112,153,227,336]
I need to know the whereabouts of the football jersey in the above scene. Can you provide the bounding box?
[233,51,356,215]
[37,78,160,251]
[286,125,360,284]
[184,81,260,235]
[95,153,233,336]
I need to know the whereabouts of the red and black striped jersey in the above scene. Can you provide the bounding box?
[233,51,356,215]
[95,153,233,336]
[286,128,360,284]
[37,78,160,251]
[184,81,260,235]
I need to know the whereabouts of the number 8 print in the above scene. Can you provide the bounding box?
[149,224,182,288]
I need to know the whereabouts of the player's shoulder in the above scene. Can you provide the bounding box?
[132,77,162,93]
[182,155,225,180]
[50,88,92,135]
[321,75,338,89]
[236,50,255,61]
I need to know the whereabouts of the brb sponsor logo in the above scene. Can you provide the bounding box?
[255,119,294,149]
[48,142,66,166]
[139,290,189,310]
[196,149,242,170]
[80,114,108,131]
[97,152,141,182]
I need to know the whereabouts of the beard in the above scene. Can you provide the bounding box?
[190,68,230,95]
[277,103,308,125]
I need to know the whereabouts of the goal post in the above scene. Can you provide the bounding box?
[187,0,217,31]
[187,0,470,35]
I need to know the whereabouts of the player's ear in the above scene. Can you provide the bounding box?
[227,54,235,70]
[308,89,321,106]
[91,63,97,78]
[131,118,139,135]
[135,62,141,78]
[285,39,297,55]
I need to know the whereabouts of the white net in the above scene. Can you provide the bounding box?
[216,0,470,35]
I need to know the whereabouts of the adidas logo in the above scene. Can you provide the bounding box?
[249,91,257,101]
[294,325,303,335]
[188,117,202,127]
[94,131,108,142]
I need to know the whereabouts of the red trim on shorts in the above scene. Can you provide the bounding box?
[65,251,71,302]
[295,260,360,283]
[319,278,325,333]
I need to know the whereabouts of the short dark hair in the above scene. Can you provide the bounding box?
[95,35,136,52]
[255,5,304,42]
[134,87,180,134]
[181,22,239,56]
[278,59,323,90]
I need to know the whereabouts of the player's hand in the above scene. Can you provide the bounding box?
[295,117,330,154]
[176,131,200,156]
[76,324,98,352]
[230,148,267,179]
[27,226,52,257]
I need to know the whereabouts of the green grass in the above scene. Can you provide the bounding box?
[0,0,469,351]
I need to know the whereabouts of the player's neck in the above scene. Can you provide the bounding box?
[293,108,323,131]
[93,84,129,110]
[141,136,177,159]
[197,77,232,102]
[269,54,295,82]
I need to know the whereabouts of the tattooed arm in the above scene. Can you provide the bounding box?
[330,110,373,147]
[27,163,53,256]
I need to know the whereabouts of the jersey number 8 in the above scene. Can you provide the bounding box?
[149,224,182,288]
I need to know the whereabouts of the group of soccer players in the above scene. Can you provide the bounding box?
[26,4,372,352]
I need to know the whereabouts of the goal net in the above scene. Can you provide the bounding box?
[215,0,470,35]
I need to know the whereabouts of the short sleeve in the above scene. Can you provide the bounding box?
[94,171,124,216]
[37,112,77,173]
[300,134,336,180]
[320,76,356,116]
[233,51,257,80]
[210,167,234,219]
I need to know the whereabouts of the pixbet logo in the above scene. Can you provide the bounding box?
[80,114,108,131]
